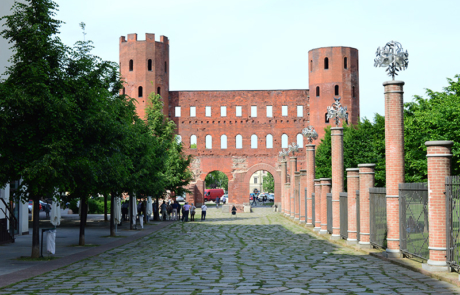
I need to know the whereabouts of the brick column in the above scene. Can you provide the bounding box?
[294,172,301,221]
[422,141,453,272]
[346,168,359,245]
[290,157,297,219]
[280,160,287,214]
[306,144,316,227]
[299,169,307,224]
[358,164,375,249]
[285,183,291,217]
[314,179,321,231]
[319,178,332,235]
[331,127,344,240]
[384,80,405,257]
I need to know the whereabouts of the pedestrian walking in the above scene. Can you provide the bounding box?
[167,202,172,220]
[161,201,167,221]
[216,196,220,209]
[177,202,182,221]
[190,203,196,221]
[183,202,190,222]
[121,201,129,221]
[171,201,179,220]
[201,204,207,221]
[251,195,257,207]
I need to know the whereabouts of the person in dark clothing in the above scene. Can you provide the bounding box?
[177,202,182,221]
[121,201,129,221]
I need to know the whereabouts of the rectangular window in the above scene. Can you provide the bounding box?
[190,106,196,117]
[297,106,303,117]
[205,106,211,117]
[282,105,288,117]
[175,106,181,117]
[251,106,257,117]
[254,177,258,184]
[266,106,273,117]
[221,106,227,117]
[236,106,242,117]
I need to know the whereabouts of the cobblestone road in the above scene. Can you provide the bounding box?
[1,208,459,294]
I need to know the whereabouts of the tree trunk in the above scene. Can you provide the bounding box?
[79,197,87,246]
[31,193,40,258]
[104,194,108,221]
[110,192,115,237]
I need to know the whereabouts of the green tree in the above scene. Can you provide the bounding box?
[263,173,275,193]
[205,171,228,190]
[0,0,71,257]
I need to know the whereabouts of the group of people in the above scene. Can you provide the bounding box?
[158,201,209,222]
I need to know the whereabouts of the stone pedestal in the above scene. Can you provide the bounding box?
[299,169,306,224]
[306,144,316,227]
[280,160,287,214]
[289,157,297,219]
[358,164,375,249]
[331,127,344,240]
[314,179,321,232]
[346,168,359,245]
[319,178,331,235]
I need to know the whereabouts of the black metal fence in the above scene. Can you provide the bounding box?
[340,192,348,239]
[399,183,429,260]
[327,193,332,234]
[356,190,360,241]
[447,176,460,272]
[370,187,387,249]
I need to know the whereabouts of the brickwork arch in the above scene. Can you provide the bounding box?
[241,163,281,204]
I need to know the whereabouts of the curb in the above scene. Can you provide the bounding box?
[279,213,460,288]
[0,221,173,289]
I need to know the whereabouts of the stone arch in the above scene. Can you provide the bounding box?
[234,163,281,205]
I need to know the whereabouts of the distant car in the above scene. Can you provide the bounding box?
[267,194,274,202]
[39,200,50,211]
[249,193,256,201]
[221,194,228,204]
[28,200,42,213]
[176,196,185,202]
[204,189,225,202]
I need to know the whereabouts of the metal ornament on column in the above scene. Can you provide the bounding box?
[288,143,299,156]
[279,149,289,160]
[374,40,409,80]
[327,97,348,127]
[302,126,318,143]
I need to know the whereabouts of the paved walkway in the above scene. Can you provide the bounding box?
[1,208,459,294]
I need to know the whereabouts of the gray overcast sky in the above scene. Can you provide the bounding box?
[2,0,460,120]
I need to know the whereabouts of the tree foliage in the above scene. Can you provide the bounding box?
[205,171,228,190]
[263,172,275,193]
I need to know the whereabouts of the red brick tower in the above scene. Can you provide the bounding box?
[119,33,170,119]
[308,47,359,139]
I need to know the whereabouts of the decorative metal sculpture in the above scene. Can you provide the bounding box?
[374,41,409,80]
[302,126,318,144]
[288,143,299,156]
[279,149,289,160]
[326,97,348,127]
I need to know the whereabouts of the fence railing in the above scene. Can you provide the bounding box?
[370,187,387,249]
[399,183,429,260]
[327,193,332,234]
[340,192,348,240]
[447,176,460,272]
[356,190,360,241]
[311,191,315,226]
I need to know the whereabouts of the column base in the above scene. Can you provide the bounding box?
[331,234,341,240]
[294,217,299,221]
[347,238,358,245]
[358,242,372,249]
[298,220,306,224]
[384,248,400,258]
[306,222,313,228]
[422,260,449,272]
[319,229,328,235]
[313,227,321,232]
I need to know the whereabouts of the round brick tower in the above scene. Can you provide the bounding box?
[308,47,359,138]
[119,33,170,119]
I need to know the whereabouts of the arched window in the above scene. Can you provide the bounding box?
[251,134,258,149]
[236,134,243,149]
[310,60,313,72]
[138,86,143,97]
[297,133,303,148]
[316,86,320,97]
[165,61,167,73]
[221,135,227,149]
[148,59,152,71]
[324,57,329,69]
[325,113,329,123]
[344,57,348,69]
[190,135,197,149]
[266,134,273,149]
[352,86,356,98]
[129,59,133,71]
[335,85,339,96]
[206,135,212,149]
[157,87,161,96]
[176,135,182,144]
[281,134,288,148]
